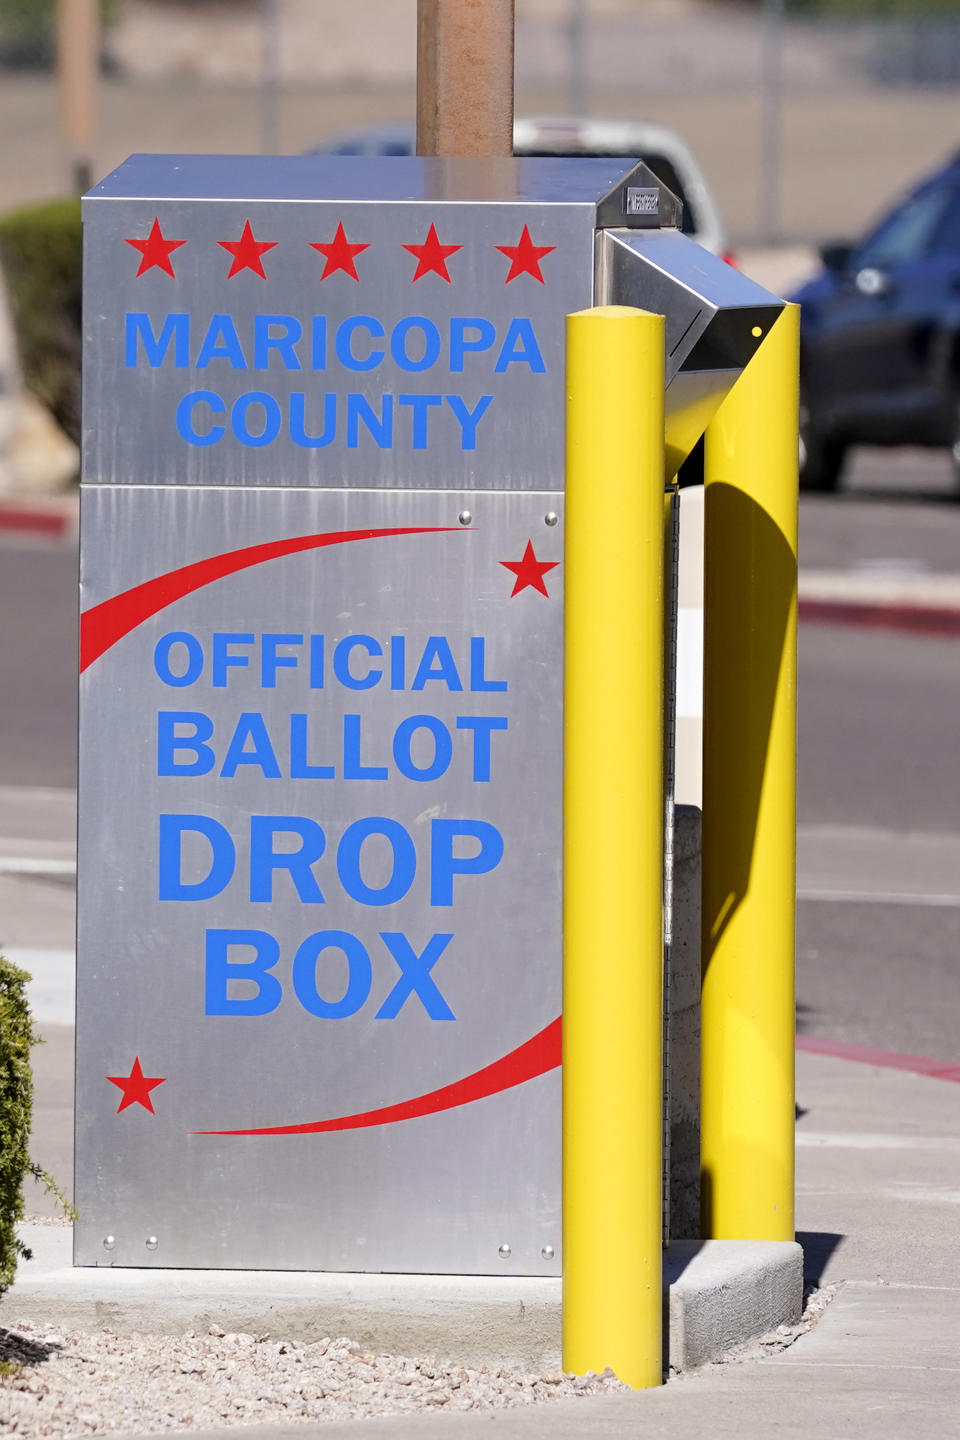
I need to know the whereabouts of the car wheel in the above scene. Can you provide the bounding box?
[799,400,845,493]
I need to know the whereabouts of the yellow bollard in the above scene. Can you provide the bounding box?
[563,306,665,1389]
[700,303,800,1241]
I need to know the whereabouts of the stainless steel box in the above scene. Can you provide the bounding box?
[77,155,779,1275]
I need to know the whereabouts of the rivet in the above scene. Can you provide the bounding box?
[541,1244,555,1261]
[458,510,472,526]
[544,512,559,527]
[145,1236,159,1251]
[498,1243,512,1260]
[102,1235,115,1251]
[751,325,763,338]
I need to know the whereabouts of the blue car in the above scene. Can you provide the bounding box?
[793,152,960,492]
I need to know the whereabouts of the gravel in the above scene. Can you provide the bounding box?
[0,1323,629,1436]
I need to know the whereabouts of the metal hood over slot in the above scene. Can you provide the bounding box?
[597,229,785,478]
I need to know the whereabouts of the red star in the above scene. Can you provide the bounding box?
[217,220,277,279]
[402,223,462,282]
[500,540,560,598]
[107,1057,166,1115]
[495,225,555,284]
[124,217,185,278]
[310,222,369,281]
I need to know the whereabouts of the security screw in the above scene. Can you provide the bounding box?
[458,510,472,526]
[102,1235,116,1251]
[145,1236,159,1251]
[498,1243,512,1260]
[541,1244,555,1260]
[544,512,559,527]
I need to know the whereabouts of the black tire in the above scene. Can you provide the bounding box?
[799,400,846,493]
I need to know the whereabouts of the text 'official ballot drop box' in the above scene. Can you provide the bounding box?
[77,155,782,1276]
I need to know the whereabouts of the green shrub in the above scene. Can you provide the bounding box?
[0,0,117,68]
[0,198,82,450]
[0,955,35,1295]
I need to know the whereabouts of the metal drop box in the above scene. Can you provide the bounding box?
[77,155,781,1275]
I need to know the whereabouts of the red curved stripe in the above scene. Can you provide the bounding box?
[79,527,455,672]
[193,1016,561,1137]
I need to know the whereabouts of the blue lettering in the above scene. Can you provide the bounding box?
[333,635,383,691]
[125,312,189,369]
[398,393,441,449]
[375,932,455,1020]
[253,315,303,370]
[260,633,302,687]
[393,715,452,781]
[220,712,282,779]
[232,391,282,447]
[249,817,325,903]
[337,818,416,906]
[449,317,496,372]
[391,317,441,373]
[196,314,247,369]
[154,632,203,687]
[445,393,492,450]
[469,636,507,692]
[157,711,215,777]
[346,393,393,449]
[293,931,372,1019]
[430,819,504,905]
[212,633,253,687]
[412,636,463,691]
[290,392,336,448]
[342,714,388,780]
[289,713,335,779]
[456,716,508,782]
[205,929,282,1017]
[495,317,546,373]
[177,390,225,446]
[159,814,235,900]
[336,316,385,372]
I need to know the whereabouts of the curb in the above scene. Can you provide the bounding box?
[798,596,960,637]
[3,1227,802,1376]
[798,570,960,638]
[0,495,78,539]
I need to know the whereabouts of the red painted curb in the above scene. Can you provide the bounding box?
[798,596,960,638]
[0,501,75,538]
[797,1033,960,1083]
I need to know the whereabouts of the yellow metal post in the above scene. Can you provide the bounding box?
[563,306,665,1389]
[700,303,800,1240]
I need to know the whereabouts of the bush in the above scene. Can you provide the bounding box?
[0,955,35,1296]
[0,0,117,69]
[0,198,82,450]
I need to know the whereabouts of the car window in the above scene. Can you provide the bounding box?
[856,184,951,269]
[928,188,960,257]
[516,146,695,234]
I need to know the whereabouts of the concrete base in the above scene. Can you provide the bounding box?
[3,1226,801,1375]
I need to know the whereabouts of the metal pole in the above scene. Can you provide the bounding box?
[759,0,785,243]
[260,0,282,155]
[56,0,99,194]
[563,305,665,1389]
[566,0,588,118]
[700,304,799,1241]
[416,0,515,156]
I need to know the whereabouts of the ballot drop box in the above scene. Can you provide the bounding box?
[77,155,779,1275]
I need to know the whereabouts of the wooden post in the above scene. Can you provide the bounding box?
[57,0,99,194]
[416,0,515,157]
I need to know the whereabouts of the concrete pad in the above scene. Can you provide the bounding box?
[1,1226,801,1377]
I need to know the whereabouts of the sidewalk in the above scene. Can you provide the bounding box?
[94,1048,960,1437]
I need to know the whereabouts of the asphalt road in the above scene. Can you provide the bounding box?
[1,448,958,1093]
